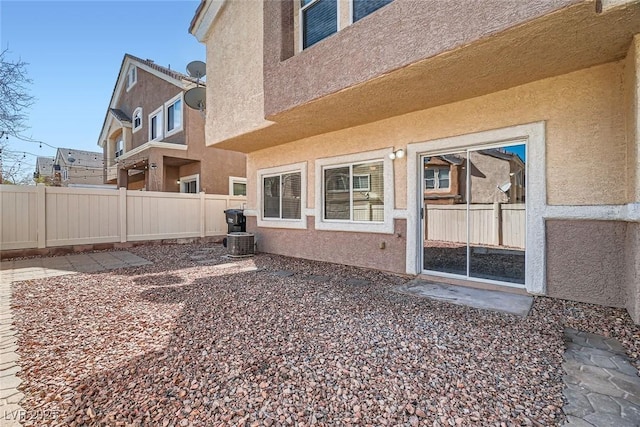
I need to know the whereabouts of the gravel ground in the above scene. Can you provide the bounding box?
[11,243,640,426]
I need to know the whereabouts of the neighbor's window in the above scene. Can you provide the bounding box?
[165,94,183,136]
[149,107,163,141]
[132,107,142,133]
[115,139,124,158]
[126,65,137,90]
[180,174,199,193]
[425,167,450,190]
[352,0,392,22]
[62,167,69,181]
[263,172,302,219]
[324,160,384,222]
[229,177,247,196]
[301,0,337,49]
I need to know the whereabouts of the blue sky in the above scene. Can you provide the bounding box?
[1,0,204,171]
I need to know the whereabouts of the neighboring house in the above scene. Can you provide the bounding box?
[190,1,640,321]
[424,149,525,205]
[97,54,246,194]
[33,156,55,185]
[52,148,104,187]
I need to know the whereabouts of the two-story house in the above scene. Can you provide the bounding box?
[190,1,640,321]
[98,54,246,195]
[33,156,55,185]
[52,148,104,187]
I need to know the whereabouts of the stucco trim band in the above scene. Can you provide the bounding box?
[545,203,640,223]
[118,141,187,161]
[405,122,546,295]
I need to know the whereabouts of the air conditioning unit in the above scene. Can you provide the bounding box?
[227,232,255,257]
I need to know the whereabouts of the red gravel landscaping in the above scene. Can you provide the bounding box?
[11,243,640,426]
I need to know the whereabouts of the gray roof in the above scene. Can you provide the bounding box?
[55,148,104,168]
[110,108,131,123]
[125,54,204,85]
[35,157,55,176]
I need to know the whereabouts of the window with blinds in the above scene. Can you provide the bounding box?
[352,0,392,22]
[301,0,337,49]
[263,172,302,220]
[324,160,384,222]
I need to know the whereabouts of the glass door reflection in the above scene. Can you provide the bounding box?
[422,152,468,276]
[468,144,526,284]
[422,143,526,286]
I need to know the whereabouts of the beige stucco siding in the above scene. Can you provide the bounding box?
[626,35,640,203]
[248,60,627,210]
[204,0,272,145]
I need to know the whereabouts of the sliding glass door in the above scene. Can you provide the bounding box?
[421,143,526,285]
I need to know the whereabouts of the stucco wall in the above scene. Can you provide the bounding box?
[264,0,581,117]
[546,220,627,308]
[248,60,627,210]
[204,0,272,145]
[247,216,407,274]
[626,35,640,203]
[626,222,640,321]
[118,68,184,148]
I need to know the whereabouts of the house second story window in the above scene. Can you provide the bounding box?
[126,65,137,90]
[425,167,450,190]
[132,107,142,133]
[149,107,163,141]
[352,0,392,23]
[115,139,124,158]
[301,0,337,49]
[164,94,183,137]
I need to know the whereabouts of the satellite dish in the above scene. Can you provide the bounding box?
[186,60,206,79]
[184,87,206,110]
[497,182,511,193]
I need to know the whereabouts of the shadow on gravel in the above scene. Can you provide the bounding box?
[133,273,186,287]
[15,247,572,427]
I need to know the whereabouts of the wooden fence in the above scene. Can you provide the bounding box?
[0,185,246,251]
[425,203,525,249]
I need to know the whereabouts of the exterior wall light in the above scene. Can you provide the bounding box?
[388,148,405,160]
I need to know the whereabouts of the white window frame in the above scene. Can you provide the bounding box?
[352,174,370,191]
[164,93,183,137]
[115,139,124,158]
[179,174,199,194]
[229,176,247,196]
[148,106,163,142]
[132,107,143,133]
[425,166,450,190]
[126,65,137,91]
[62,167,69,181]
[405,122,546,295]
[299,0,340,51]
[257,162,307,229]
[315,148,394,234]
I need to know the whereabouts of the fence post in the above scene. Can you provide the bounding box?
[492,202,502,246]
[119,187,127,243]
[36,184,46,248]
[200,191,206,238]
